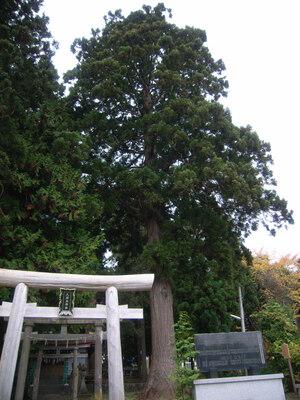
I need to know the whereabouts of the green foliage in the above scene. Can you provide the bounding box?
[253,300,296,343]
[289,341,300,381]
[175,312,196,362]
[0,0,103,306]
[65,3,292,333]
[252,301,300,378]
[174,312,199,400]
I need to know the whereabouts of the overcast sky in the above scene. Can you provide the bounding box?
[43,0,300,258]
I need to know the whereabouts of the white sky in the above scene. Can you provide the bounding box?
[43,0,300,258]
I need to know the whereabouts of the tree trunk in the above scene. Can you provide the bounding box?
[143,278,176,400]
[142,86,176,399]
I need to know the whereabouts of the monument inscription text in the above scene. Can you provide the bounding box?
[195,331,265,372]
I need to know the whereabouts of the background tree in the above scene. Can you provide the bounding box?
[66,4,293,399]
[248,254,300,384]
[252,253,299,307]
[0,0,103,305]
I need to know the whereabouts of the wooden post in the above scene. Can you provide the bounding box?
[282,343,297,394]
[0,282,28,400]
[288,358,297,394]
[94,323,103,400]
[72,347,79,400]
[106,286,125,400]
[61,324,68,335]
[15,323,34,400]
[32,348,43,400]
[295,311,300,335]
[137,319,148,381]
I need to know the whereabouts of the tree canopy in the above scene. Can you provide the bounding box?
[0,0,103,304]
[66,3,292,271]
[65,4,293,398]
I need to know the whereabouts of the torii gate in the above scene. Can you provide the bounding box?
[0,268,154,400]
[0,302,143,400]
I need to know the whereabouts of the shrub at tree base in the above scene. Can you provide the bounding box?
[174,312,200,399]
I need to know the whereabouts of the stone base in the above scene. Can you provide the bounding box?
[194,374,286,400]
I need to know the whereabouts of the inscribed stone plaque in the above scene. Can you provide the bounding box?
[195,331,265,372]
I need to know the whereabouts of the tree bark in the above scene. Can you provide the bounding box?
[143,278,176,400]
[142,85,176,399]
[142,217,175,399]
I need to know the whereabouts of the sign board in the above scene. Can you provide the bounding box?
[195,331,265,372]
[59,288,75,317]
[295,309,300,334]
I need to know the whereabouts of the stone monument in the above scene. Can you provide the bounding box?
[195,331,265,373]
[194,331,286,400]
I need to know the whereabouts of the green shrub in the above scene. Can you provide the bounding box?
[252,300,300,386]
[174,312,200,399]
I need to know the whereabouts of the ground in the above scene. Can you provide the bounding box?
[40,393,298,400]
[40,394,137,400]
[286,394,299,400]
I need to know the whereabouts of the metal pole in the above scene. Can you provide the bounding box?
[238,285,248,376]
[238,286,246,332]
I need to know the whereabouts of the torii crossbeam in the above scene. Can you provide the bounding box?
[0,301,143,323]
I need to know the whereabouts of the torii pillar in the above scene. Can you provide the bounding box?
[106,286,124,400]
[0,283,28,400]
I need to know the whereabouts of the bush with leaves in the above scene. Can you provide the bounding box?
[252,300,300,384]
[174,312,200,400]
